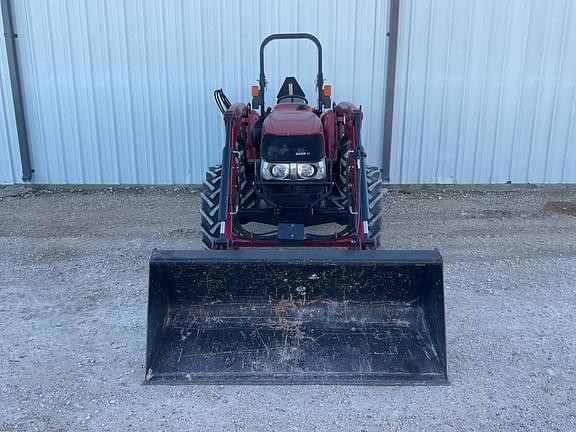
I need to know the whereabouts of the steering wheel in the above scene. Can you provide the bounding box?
[277,95,308,104]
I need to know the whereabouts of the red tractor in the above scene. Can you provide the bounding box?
[145,34,447,386]
[204,34,382,249]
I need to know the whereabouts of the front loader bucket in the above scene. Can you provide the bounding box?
[145,250,447,385]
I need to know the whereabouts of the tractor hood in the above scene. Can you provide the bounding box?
[262,104,323,137]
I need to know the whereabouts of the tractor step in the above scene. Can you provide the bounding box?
[145,249,447,385]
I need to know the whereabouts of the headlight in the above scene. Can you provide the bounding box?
[299,160,325,180]
[271,164,290,178]
[261,160,325,181]
[262,161,290,180]
[314,160,326,179]
[297,164,315,178]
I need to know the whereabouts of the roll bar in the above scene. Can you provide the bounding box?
[258,33,324,115]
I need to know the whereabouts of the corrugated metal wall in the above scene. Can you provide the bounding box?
[0,12,21,184]
[391,0,576,184]
[10,0,389,184]
[4,0,575,185]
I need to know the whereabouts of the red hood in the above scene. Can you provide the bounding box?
[262,104,323,136]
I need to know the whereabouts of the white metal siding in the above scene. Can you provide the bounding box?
[12,0,389,184]
[391,0,576,184]
[0,13,21,184]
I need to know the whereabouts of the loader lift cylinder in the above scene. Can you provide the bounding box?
[353,111,372,245]
[216,113,233,247]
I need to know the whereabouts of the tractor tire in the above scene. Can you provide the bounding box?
[326,157,383,245]
[326,157,351,209]
[200,164,257,249]
[366,165,384,245]
[200,165,222,249]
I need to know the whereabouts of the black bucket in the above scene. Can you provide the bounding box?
[145,249,447,385]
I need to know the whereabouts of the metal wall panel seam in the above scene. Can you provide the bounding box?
[64,1,87,183]
[179,0,191,184]
[555,0,575,182]
[197,0,211,177]
[160,3,174,184]
[562,92,576,181]
[489,0,512,184]
[470,1,494,184]
[417,2,433,183]
[45,1,68,182]
[84,1,104,183]
[560,59,576,181]
[103,0,122,184]
[0,85,18,183]
[506,0,532,183]
[138,1,155,184]
[121,0,138,183]
[452,2,474,185]
[433,0,454,183]
[0,4,18,184]
[543,0,570,182]
[524,2,551,183]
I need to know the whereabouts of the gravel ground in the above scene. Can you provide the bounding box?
[0,187,575,431]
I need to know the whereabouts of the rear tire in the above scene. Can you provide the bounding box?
[325,157,350,209]
[366,166,384,245]
[200,165,222,249]
[326,157,383,243]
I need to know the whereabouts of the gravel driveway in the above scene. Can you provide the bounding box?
[0,187,574,431]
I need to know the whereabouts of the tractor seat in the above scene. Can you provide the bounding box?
[276,76,307,104]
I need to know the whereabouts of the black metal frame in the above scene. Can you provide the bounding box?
[237,209,351,230]
[258,33,324,115]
